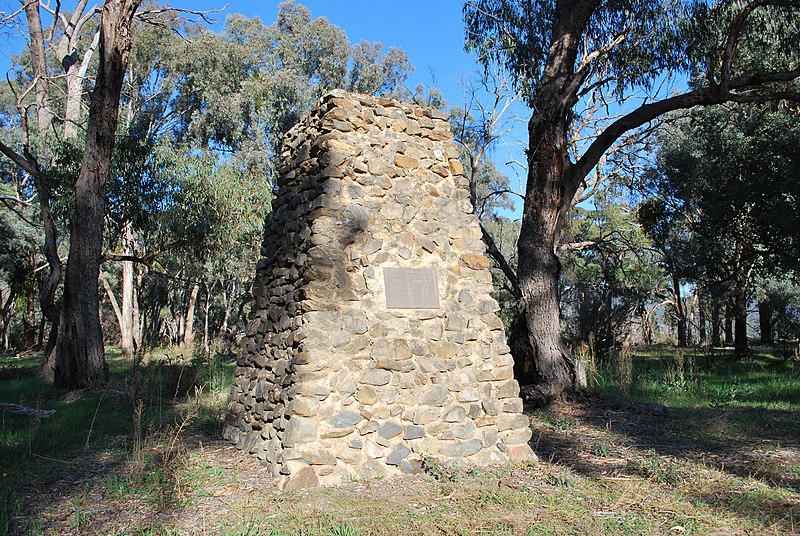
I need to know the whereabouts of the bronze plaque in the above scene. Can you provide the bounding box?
[383,267,440,309]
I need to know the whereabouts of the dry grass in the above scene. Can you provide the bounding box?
[2,348,799,535]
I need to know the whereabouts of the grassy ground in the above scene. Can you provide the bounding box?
[0,346,797,535]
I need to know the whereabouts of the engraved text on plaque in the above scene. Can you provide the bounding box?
[383,267,440,309]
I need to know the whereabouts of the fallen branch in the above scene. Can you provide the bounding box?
[0,403,55,418]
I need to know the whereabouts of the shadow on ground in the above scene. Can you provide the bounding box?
[527,394,800,531]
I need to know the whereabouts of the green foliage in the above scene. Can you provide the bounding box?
[1,1,417,354]
[167,2,413,181]
[348,41,414,97]
[465,1,800,106]
[0,188,39,289]
[102,1,415,351]
[464,0,704,105]
[644,103,800,336]
[754,276,800,342]
[561,190,663,358]
[483,216,521,328]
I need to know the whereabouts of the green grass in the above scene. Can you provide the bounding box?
[0,348,237,533]
[572,348,800,461]
[1,345,798,535]
[595,347,800,409]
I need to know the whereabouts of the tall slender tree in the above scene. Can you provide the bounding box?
[464,0,800,404]
[54,0,142,388]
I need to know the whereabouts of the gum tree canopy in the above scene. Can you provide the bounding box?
[464,0,800,405]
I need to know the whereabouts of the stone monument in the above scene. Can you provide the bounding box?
[224,90,536,488]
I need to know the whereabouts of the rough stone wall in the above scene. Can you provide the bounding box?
[224,90,535,488]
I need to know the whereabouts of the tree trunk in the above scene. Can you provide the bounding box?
[758,301,773,344]
[512,235,576,405]
[181,282,200,349]
[63,30,101,140]
[36,316,45,350]
[686,302,693,346]
[100,270,136,356]
[133,265,143,351]
[54,0,141,389]
[174,284,184,346]
[40,322,59,381]
[641,305,654,346]
[23,282,37,348]
[24,1,54,137]
[120,223,136,356]
[220,279,233,340]
[672,274,687,347]
[733,290,748,359]
[724,304,734,346]
[510,118,582,405]
[203,282,211,355]
[0,287,16,352]
[20,2,63,375]
[711,301,722,347]
[697,286,707,346]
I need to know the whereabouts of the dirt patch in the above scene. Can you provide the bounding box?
[8,397,800,535]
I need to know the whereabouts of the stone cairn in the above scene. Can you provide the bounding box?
[224,90,536,488]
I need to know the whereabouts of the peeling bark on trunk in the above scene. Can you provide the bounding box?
[119,223,136,356]
[63,31,100,140]
[133,267,143,350]
[54,0,141,389]
[203,282,211,355]
[24,1,53,137]
[181,282,200,349]
[510,116,583,405]
[0,287,16,351]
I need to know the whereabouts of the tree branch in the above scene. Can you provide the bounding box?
[571,66,800,191]
[102,253,154,266]
[0,139,39,178]
[99,271,123,328]
[719,0,772,91]
[481,223,520,297]
[557,240,598,254]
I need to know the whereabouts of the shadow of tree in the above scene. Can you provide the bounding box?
[527,396,800,531]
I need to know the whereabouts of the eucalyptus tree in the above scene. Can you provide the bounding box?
[464,0,800,403]
[637,188,698,348]
[0,0,142,387]
[0,0,102,362]
[649,102,800,358]
[754,275,800,344]
[170,2,412,183]
[53,0,142,388]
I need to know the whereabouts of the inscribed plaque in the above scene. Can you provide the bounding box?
[383,267,440,309]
